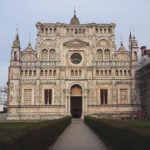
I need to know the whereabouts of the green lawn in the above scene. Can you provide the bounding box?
[0,122,35,129]
[0,120,56,129]
[128,120,150,127]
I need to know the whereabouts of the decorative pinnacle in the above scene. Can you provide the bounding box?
[28,32,31,44]
[120,41,123,47]
[74,6,76,16]
[16,28,18,34]
[129,31,132,39]
[15,28,19,41]
[120,33,123,46]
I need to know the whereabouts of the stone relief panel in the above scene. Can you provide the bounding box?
[120,89,128,104]
[24,89,32,105]
[22,54,37,61]
[9,68,20,79]
[116,53,129,61]
[9,81,20,105]
[41,39,56,47]
[96,39,111,47]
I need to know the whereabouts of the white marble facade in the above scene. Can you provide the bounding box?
[7,14,140,120]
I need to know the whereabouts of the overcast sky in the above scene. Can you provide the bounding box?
[0,0,150,86]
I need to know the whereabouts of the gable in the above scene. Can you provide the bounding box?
[63,39,89,47]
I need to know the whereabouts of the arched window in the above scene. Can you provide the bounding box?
[104,49,110,61]
[42,49,48,61]
[109,70,111,75]
[45,28,48,34]
[116,70,118,76]
[71,70,74,76]
[20,70,23,76]
[50,28,52,33]
[120,70,123,76]
[53,70,56,76]
[29,70,32,76]
[14,51,17,60]
[124,70,127,76]
[40,70,43,76]
[49,70,52,76]
[33,70,36,76]
[105,70,107,75]
[96,28,98,33]
[79,70,82,76]
[134,52,137,61]
[45,70,48,76]
[75,29,77,34]
[75,70,78,76]
[128,70,131,76]
[101,70,103,76]
[97,49,103,60]
[96,70,99,76]
[50,49,55,53]
[41,28,44,33]
[50,49,56,60]
[25,70,28,76]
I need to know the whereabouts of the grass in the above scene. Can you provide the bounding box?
[128,120,150,127]
[0,119,59,129]
[0,122,36,129]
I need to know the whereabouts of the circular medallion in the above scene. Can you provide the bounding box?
[70,53,82,64]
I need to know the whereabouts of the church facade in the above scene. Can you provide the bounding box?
[7,13,140,120]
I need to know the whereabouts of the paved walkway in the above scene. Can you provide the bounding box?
[49,119,108,150]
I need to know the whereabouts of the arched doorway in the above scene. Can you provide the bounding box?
[70,84,82,118]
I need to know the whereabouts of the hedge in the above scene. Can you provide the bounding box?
[85,116,150,150]
[0,116,71,150]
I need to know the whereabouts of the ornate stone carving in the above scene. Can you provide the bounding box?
[96,39,111,47]
[41,39,56,47]
[22,54,36,61]
[116,53,129,61]
[8,18,139,120]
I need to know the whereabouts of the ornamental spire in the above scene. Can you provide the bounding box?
[74,7,76,16]
[70,7,80,25]
[12,28,20,48]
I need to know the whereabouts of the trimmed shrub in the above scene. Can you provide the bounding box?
[85,116,150,150]
[0,116,71,150]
